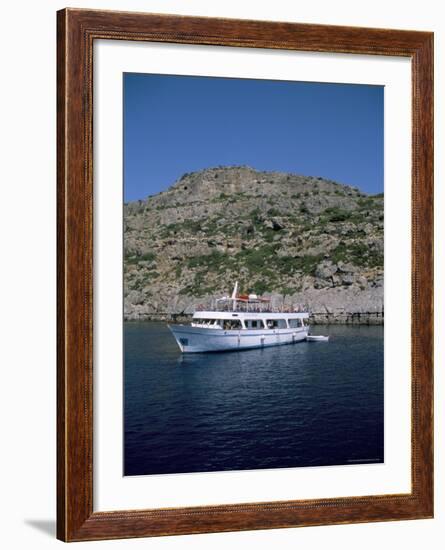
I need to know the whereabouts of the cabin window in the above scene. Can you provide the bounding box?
[194,318,220,326]
[266,319,287,329]
[223,319,242,330]
[245,319,261,329]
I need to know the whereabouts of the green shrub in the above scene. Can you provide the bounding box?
[323,207,351,222]
[330,242,383,268]
[267,207,281,217]
[187,250,231,271]
[252,280,269,295]
[125,251,156,265]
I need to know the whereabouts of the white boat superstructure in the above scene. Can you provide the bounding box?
[169,282,310,353]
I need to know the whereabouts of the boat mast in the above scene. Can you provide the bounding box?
[231,281,239,311]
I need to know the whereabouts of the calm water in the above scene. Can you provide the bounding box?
[124,322,383,476]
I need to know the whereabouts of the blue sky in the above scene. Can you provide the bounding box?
[124,73,383,202]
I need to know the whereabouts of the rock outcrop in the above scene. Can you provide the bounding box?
[124,166,384,323]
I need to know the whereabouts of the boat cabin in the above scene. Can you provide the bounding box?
[190,282,309,331]
[191,311,308,330]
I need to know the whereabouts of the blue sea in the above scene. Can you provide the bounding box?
[124,322,383,476]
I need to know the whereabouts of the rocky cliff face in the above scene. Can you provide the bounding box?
[124,166,383,323]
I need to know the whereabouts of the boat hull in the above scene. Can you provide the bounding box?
[168,324,309,353]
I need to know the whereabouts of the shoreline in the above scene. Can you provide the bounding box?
[123,312,384,325]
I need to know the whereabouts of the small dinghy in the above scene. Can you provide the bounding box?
[306,335,330,342]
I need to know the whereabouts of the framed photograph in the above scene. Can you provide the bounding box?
[57,8,433,542]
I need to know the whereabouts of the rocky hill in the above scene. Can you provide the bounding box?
[124,166,384,324]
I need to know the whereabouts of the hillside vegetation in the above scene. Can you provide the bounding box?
[124,166,383,323]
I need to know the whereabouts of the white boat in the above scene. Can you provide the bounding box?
[168,282,309,353]
[306,335,330,342]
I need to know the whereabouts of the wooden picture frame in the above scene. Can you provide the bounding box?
[57,8,433,542]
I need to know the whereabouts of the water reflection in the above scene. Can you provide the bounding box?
[124,322,384,476]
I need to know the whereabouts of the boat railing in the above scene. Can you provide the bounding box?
[194,300,308,314]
